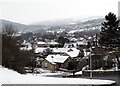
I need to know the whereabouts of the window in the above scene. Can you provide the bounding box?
[44,62,47,67]
[51,65,53,69]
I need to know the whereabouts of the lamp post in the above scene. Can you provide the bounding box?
[89,47,92,79]
[32,57,35,75]
[87,41,92,79]
[35,59,37,76]
[35,57,39,76]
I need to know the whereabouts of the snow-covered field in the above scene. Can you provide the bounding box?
[0,66,116,85]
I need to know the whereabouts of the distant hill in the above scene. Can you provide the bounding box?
[0,19,26,30]
[31,16,103,26]
[47,18,104,34]
[0,19,47,33]
[0,17,104,34]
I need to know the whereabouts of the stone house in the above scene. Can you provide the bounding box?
[42,54,70,72]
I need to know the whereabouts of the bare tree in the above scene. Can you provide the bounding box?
[2,24,17,37]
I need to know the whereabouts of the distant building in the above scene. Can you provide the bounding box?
[64,39,88,48]
[35,47,47,54]
[48,41,59,48]
[37,41,48,47]
[37,41,59,48]
[52,48,80,58]
[66,48,80,58]
[20,40,32,51]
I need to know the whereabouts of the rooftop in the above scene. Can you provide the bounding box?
[45,54,69,64]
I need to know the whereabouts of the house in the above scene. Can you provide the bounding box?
[35,47,47,54]
[52,48,80,58]
[52,48,69,54]
[77,38,88,46]
[83,49,91,57]
[78,37,84,41]
[37,41,59,48]
[48,41,59,48]
[37,41,48,47]
[42,54,70,72]
[20,40,32,51]
[70,38,78,42]
[64,43,75,48]
[66,48,80,58]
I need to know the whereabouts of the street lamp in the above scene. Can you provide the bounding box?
[89,47,92,79]
[87,41,92,79]
[32,57,35,75]
[35,57,39,76]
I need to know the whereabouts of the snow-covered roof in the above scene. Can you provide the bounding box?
[49,41,59,45]
[70,38,78,41]
[53,48,80,58]
[88,36,92,40]
[66,48,80,58]
[64,43,77,48]
[77,41,84,45]
[37,41,47,45]
[53,48,70,53]
[21,40,32,46]
[35,48,47,53]
[45,54,69,64]
[79,37,84,41]
[83,49,90,57]
[21,40,27,45]
[77,41,87,45]
[20,47,32,51]
[20,42,32,51]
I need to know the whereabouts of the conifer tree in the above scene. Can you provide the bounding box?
[99,12,120,48]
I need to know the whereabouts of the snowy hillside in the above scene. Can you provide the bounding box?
[31,16,103,26]
[0,66,115,85]
[1,17,104,34]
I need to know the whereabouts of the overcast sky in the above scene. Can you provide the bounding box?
[0,0,120,24]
